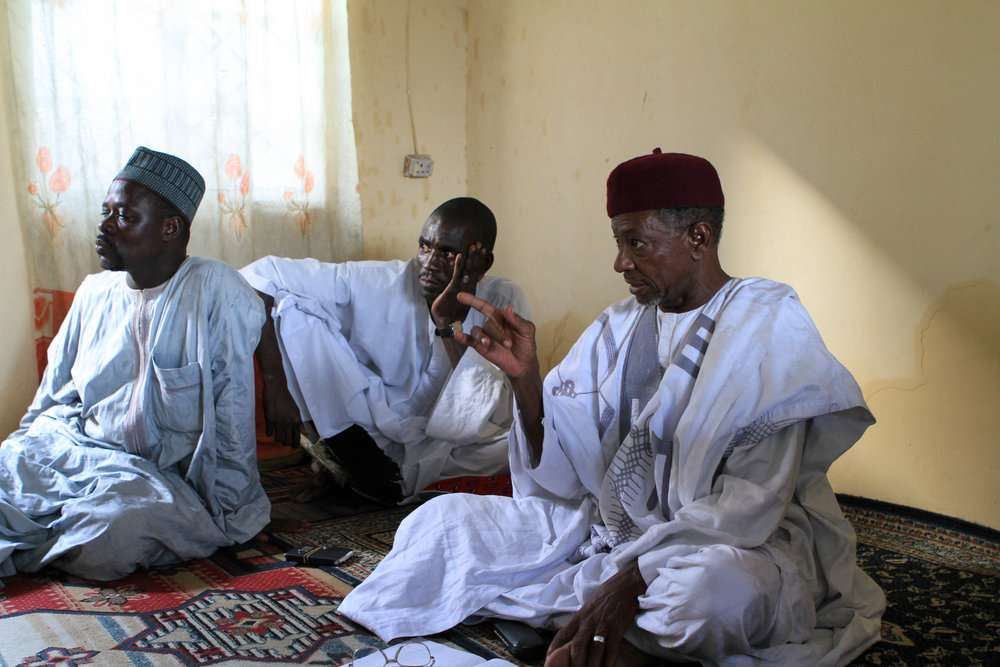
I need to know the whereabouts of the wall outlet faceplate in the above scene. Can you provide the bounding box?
[404,154,434,178]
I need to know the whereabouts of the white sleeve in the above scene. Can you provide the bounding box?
[239,255,341,300]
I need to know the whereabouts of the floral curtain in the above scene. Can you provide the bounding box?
[1,0,361,376]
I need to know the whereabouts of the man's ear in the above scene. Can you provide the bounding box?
[162,215,185,242]
[687,222,712,257]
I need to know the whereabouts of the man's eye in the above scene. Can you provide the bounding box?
[445,251,456,259]
[419,243,430,252]
[631,239,645,249]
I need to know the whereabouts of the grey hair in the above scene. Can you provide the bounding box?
[655,207,725,244]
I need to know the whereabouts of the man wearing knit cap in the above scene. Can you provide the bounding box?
[338,150,886,666]
[0,147,271,585]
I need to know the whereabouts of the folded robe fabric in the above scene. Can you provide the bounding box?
[340,278,885,666]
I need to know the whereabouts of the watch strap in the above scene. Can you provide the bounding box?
[434,321,463,338]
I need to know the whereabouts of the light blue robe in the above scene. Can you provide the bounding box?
[0,257,270,584]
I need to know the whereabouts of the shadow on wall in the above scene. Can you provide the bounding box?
[865,279,1000,404]
[735,4,999,321]
[857,279,1000,526]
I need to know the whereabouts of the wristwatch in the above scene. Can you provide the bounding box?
[434,321,463,338]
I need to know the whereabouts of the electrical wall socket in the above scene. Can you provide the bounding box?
[404,154,434,178]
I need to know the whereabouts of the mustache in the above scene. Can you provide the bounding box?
[418,268,448,281]
[96,233,114,248]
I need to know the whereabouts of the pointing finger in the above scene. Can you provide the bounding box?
[457,291,504,320]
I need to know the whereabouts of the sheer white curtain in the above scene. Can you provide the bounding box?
[2,0,361,372]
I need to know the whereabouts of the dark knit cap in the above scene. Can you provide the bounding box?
[607,148,724,218]
[115,147,205,223]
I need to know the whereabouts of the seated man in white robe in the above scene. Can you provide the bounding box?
[0,147,271,586]
[241,198,530,505]
[338,150,886,666]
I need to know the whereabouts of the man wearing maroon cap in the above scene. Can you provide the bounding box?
[339,150,885,666]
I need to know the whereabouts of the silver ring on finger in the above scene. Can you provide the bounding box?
[462,275,470,283]
[592,635,606,644]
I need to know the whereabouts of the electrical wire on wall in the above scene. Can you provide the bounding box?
[405,0,419,156]
[402,0,433,177]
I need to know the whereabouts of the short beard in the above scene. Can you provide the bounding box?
[99,254,125,272]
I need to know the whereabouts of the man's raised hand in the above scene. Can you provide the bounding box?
[454,291,538,381]
[455,291,546,459]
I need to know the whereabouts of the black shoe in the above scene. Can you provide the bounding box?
[319,425,404,506]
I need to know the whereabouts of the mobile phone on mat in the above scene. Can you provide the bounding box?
[493,619,548,659]
[284,545,354,566]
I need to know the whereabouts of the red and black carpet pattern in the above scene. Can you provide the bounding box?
[1,468,996,666]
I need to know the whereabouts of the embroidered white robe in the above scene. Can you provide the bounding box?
[339,278,885,666]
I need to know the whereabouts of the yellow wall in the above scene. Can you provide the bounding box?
[1,2,996,529]
[348,0,472,261]
[0,60,39,434]
[349,0,999,529]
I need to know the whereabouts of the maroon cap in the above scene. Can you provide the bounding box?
[607,148,724,217]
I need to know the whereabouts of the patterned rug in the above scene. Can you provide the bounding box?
[0,546,362,666]
[0,467,522,667]
[2,466,997,666]
[839,495,1000,666]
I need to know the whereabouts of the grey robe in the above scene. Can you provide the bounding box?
[0,257,270,583]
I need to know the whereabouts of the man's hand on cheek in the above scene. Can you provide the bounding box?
[460,241,491,287]
[431,242,490,327]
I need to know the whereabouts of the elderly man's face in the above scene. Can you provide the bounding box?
[416,214,483,301]
[96,180,173,277]
[612,209,699,313]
